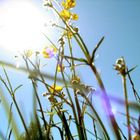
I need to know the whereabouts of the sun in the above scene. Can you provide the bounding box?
[0,0,55,52]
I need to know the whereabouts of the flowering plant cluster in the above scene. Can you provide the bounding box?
[0,0,139,140]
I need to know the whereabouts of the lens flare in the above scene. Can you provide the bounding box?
[0,0,55,52]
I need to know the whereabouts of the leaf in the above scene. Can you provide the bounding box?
[126,65,138,74]
[127,66,140,102]
[63,55,87,63]
[91,36,105,62]
[13,85,23,94]
[3,67,13,92]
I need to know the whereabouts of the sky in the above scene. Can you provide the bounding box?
[0,0,140,139]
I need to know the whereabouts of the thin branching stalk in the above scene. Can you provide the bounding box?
[24,56,70,139]
[32,85,44,140]
[52,6,110,140]
[122,75,132,140]
[60,69,81,139]
[67,35,87,140]
[23,56,49,132]
[52,5,121,138]
[52,7,89,58]
[26,55,74,139]
[31,80,48,131]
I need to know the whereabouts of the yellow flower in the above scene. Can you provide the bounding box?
[71,13,78,20]
[57,64,65,72]
[62,0,76,10]
[132,134,140,140]
[49,84,63,93]
[60,10,78,21]
[67,30,73,38]
[60,9,71,21]
[24,49,33,57]
[64,30,73,39]
[42,46,57,58]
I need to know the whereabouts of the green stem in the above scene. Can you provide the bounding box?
[49,5,120,139]
[57,39,83,139]
[1,69,30,139]
[122,76,131,140]
[23,56,48,132]
[61,69,81,139]
[32,80,48,131]
[90,63,121,139]
[68,37,87,140]
[13,97,29,138]
[52,7,89,58]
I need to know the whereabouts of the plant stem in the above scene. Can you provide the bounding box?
[32,80,48,131]
[90,63,121,139]
[1,69,30,139]
[68,37,87,140]
[122,75,131,140]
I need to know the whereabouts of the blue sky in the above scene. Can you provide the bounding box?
[0,0,140,139]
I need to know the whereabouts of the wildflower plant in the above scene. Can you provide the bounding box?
[0,0,140,140]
